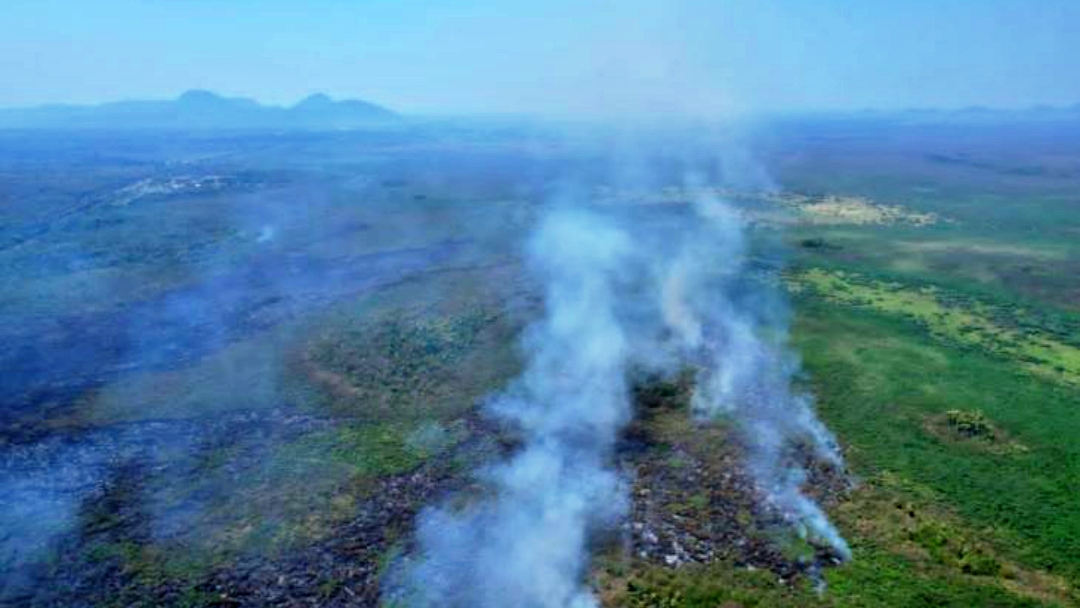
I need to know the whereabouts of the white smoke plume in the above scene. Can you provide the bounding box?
[390,155,850,606]
[387,208,637,607]
[661,187,851,560]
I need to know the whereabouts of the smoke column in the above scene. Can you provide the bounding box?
[391,157,851,606]
[661,186,851,560]
[388,208,636,607]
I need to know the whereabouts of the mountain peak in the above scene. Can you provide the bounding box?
[178,89,224,104]
[294,93,334,110]
[0,90,398,129]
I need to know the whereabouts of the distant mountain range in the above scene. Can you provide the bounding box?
[0,90,399,130]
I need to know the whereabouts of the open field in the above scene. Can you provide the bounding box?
[1,117,1079,606]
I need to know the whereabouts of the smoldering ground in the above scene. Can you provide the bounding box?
[386,207,638,608]
[0,122,850,607]
[0,132,548,604]
[387,135,850,607]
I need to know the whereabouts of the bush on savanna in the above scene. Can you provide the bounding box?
[945,409,995,440]
[910,521,1001,577]
[617,562,809,608]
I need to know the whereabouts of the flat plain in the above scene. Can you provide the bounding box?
[1,117,1079,607]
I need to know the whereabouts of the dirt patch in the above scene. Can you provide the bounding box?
[796,195,940,226]
[922,411,1028,456]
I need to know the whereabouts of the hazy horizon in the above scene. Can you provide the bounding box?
[3,0,1079,118]
[3,87,1080,118]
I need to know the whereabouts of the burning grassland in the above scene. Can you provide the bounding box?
[1,270,527,607]
[28,417,499,608]
[595,438,1078,608]
[386,188,853,607]
[621,377,850,572]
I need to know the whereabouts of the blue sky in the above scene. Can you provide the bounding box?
[1,0,1078,116]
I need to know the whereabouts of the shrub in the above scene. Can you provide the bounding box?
[945,409,995,440]
[958,546,1002,576]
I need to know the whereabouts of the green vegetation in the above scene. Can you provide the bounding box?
[794,296,1080,582]
[616,562,810,607]
[299,305,512,421]
[280,420,465,479]
[792,268,1080,385]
